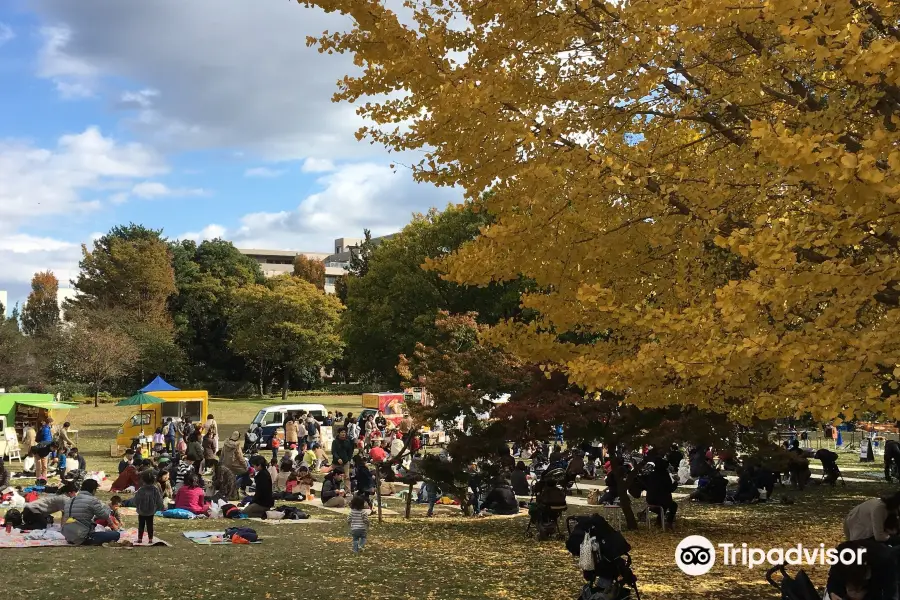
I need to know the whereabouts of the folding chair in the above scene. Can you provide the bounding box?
[4,428,22,464]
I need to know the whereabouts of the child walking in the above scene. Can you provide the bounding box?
[134,469,165,544]
[348,495,370,554]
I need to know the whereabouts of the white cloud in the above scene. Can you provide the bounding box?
[0,127,175,304]
[37,26,99,98]
[180,224,227,243]
[117,89,159,110]
[301,158,335,173]
[0,234,84,306]
[29,0,376,160]
[184,162,461,252]
[244,167,285,178]
[0,126,166,231]
[0,23,14,46]
[130,181,208,199]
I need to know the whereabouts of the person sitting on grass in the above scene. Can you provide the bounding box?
[275,460,293,494]
[313,443,330,470]
[844,491,900,544]
[156,468,174,503]
[482,477,519,515]
[171,453,194,492]
[67,447,86,471]
[174,472,210,516]
[321,470,348,508]
[62,479,126,546]
[110,460,141,492]
[95,496,124,529]
[511,461,531,497]
[299,442,316,470]
[732,466,761,503]
[826,538,898,600]
[293,466,315,498]
[22,483,78,530]
[212,463,239,502]
[242,455,275,518]
[134,469,165,544]
[118,448,135,474]
[689,471,728,504]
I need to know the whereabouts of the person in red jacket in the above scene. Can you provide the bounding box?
[173,472,210,516]
[110,463,141,492]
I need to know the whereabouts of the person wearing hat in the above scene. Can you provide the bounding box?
[221,431,248,477]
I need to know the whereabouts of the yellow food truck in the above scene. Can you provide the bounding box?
[115,378,208,447]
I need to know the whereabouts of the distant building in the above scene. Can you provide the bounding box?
[238,234,395,294]
[0,290,7,316]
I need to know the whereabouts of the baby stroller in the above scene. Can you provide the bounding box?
[765,564,820,600]
[525,467,568,540]
[566,514,640,600]
[244,425,263,455]
[814,449,844,486]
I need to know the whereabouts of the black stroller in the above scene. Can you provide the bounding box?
[765,564,821,600]
[814,449,844,486]
[566,514,640,600]
[525,467,568,540]
[243,425,263,455]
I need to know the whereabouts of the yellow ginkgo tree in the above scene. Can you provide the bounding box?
[301,0,900,422]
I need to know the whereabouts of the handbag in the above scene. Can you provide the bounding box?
[578,533,596,571]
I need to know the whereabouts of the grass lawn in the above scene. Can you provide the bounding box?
[1,398,897,599]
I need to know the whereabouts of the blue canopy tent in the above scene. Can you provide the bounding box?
[139,376,180,393]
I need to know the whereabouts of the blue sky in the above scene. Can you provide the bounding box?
[0,0,459,309]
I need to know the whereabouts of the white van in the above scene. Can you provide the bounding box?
[248,403,330,449]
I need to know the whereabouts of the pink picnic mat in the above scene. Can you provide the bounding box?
[0,527,170,548]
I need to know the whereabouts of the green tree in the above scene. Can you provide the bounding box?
[229,275,343,399]
[68,223,176,320]
[343,204,525,385]
[57,322,140,407]
[0,317,34,389]
[67,224,181,385]
[21,271,61,338]
[169,239,265,383]
[293,255,326,290]
[335,229,376,303]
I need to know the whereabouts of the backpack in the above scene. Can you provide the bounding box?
[224,527,258,543]
[275,506,309,520]
[3,508,23,528]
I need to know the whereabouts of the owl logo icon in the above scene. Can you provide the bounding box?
[676,536,716,576]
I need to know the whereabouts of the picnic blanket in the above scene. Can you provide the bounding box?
[182,531,261,545]
[0,527,171,548]
[301,497,398,516]
[247,517,329,525]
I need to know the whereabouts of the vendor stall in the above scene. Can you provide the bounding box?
[0,393,77,458]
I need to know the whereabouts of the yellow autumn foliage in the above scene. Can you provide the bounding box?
[301,0,900,422]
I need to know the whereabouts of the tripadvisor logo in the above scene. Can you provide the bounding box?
[675,536,866,577]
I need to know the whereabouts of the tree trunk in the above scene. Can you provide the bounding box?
[281,368,289,401]
[405,482,414,519]
[94,384,100,408]
[375,466,383,524]
[610,448,642,530]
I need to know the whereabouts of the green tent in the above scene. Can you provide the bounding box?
[0,393,77,430]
